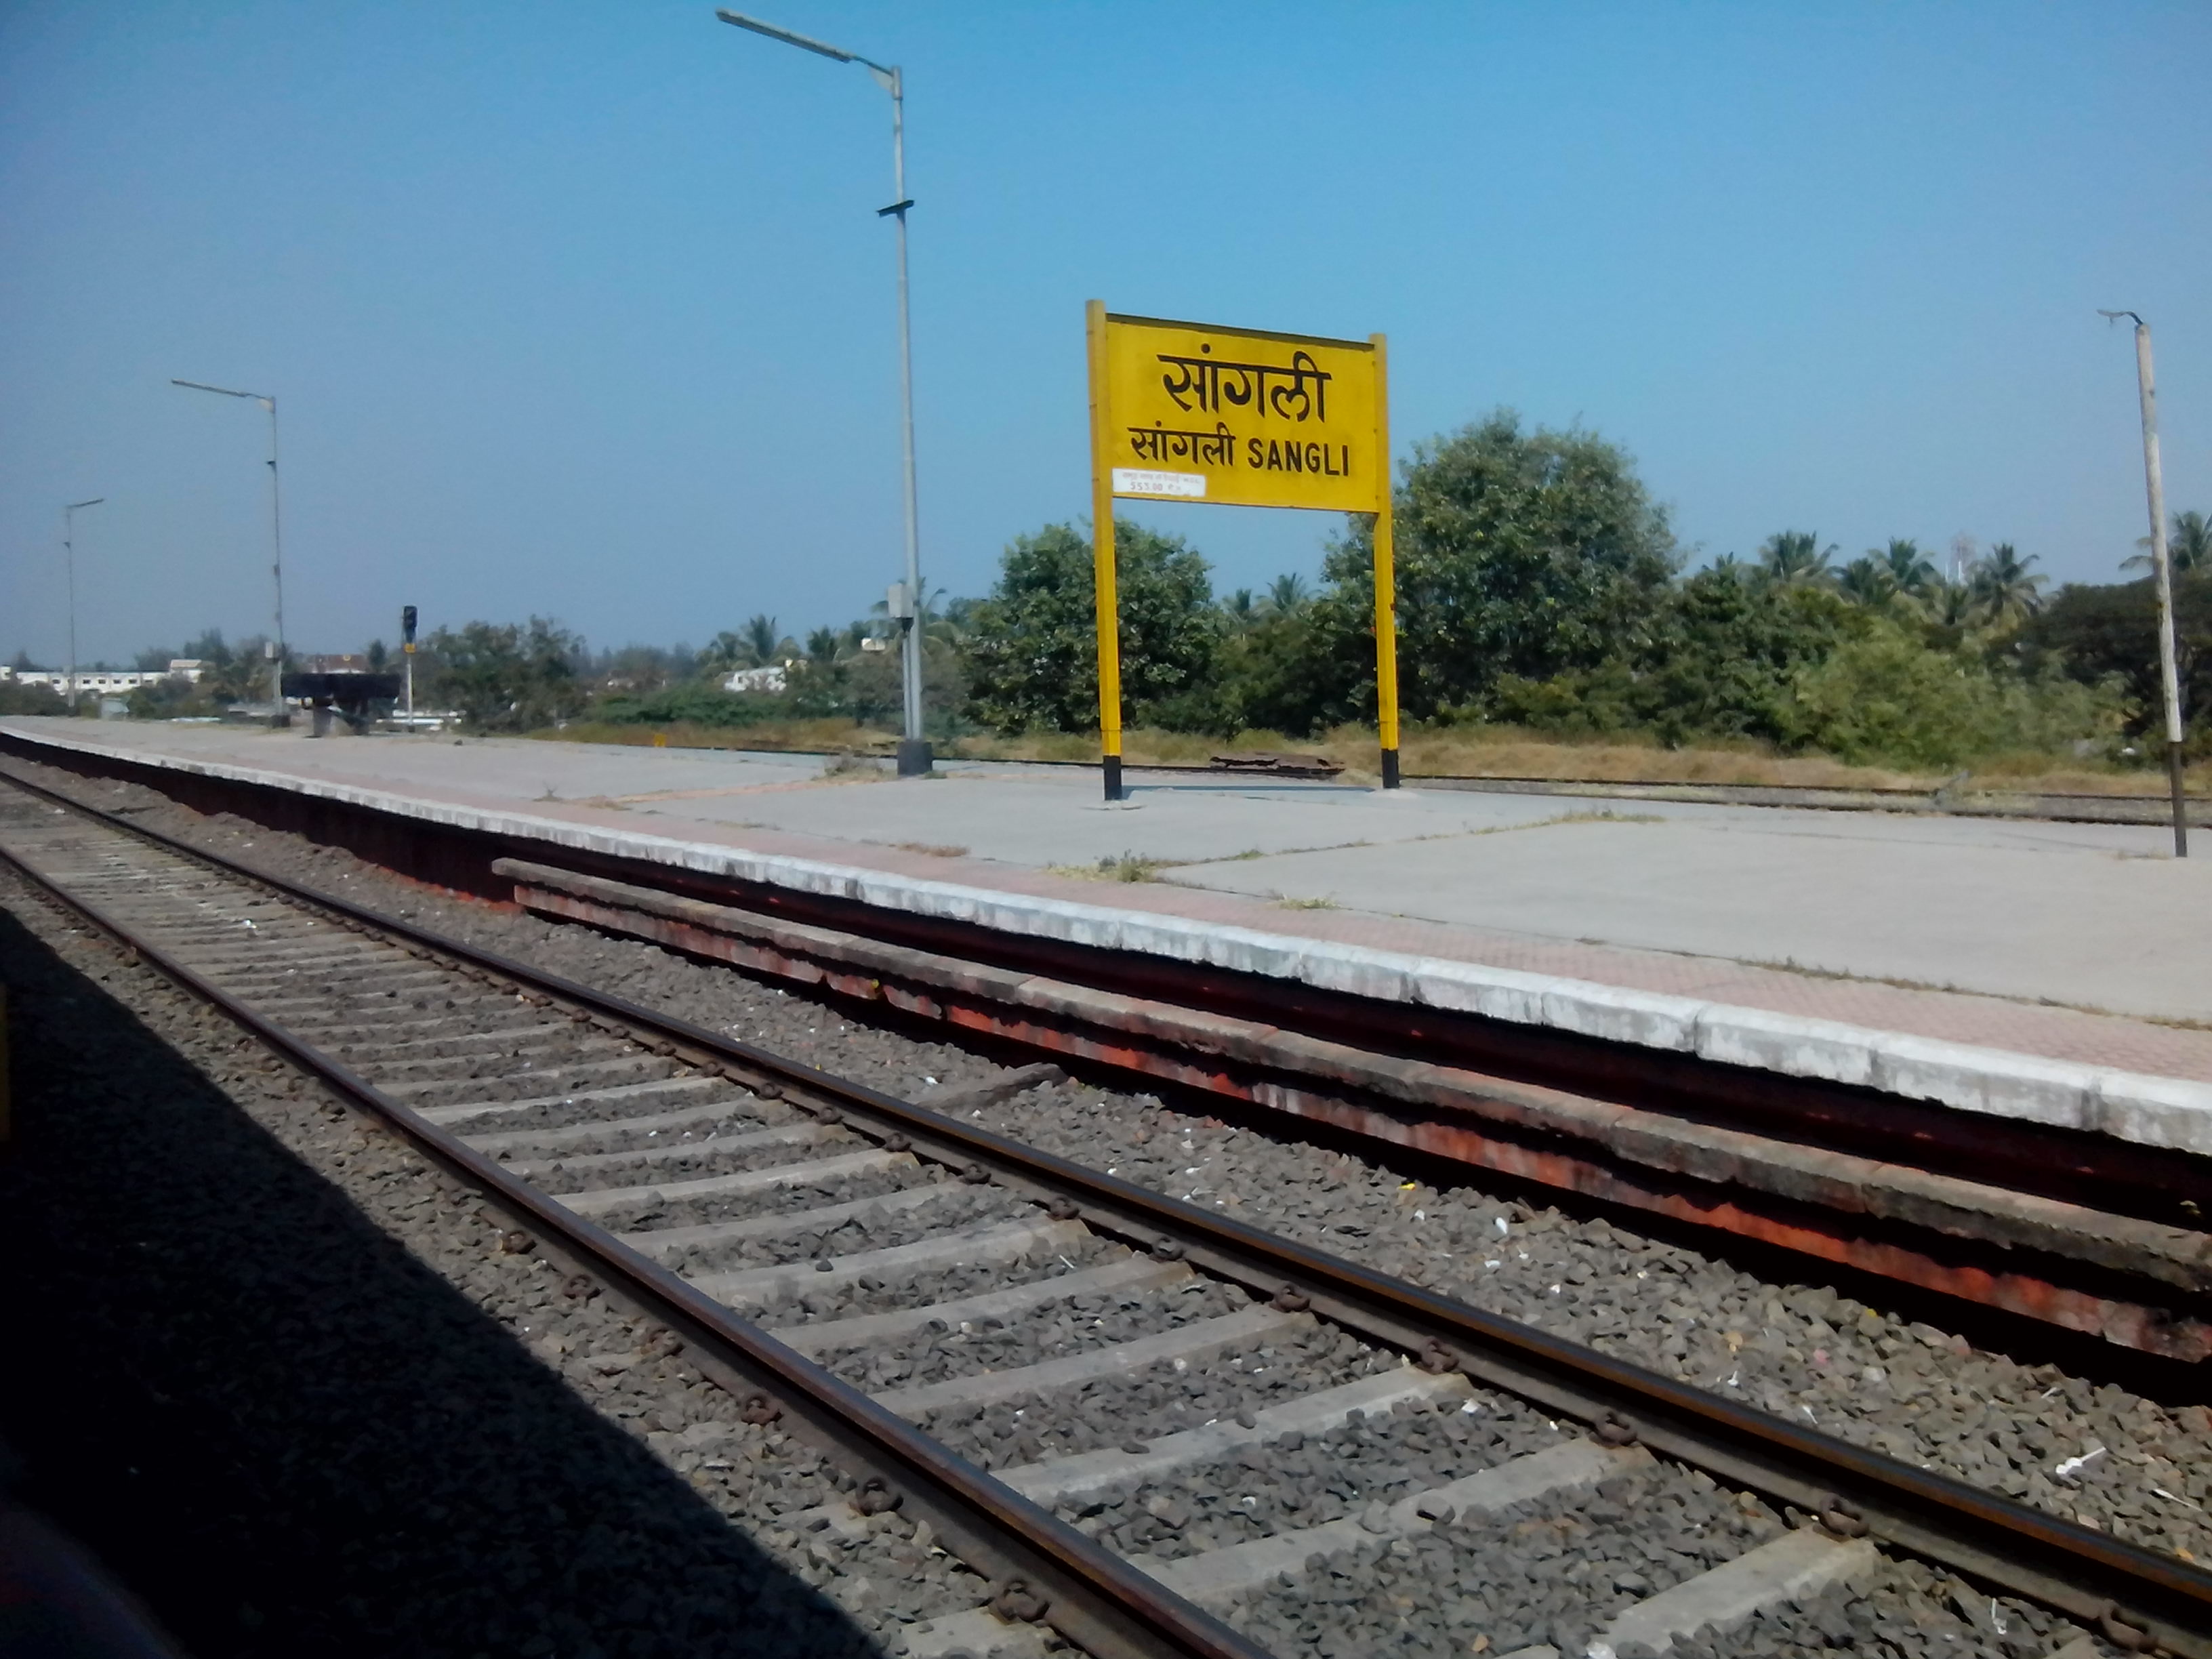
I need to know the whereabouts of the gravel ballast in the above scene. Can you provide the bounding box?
[1,756,2198,1659]
[0,857,1000,1658]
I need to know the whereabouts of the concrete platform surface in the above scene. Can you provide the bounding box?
[7,719,2209,1116]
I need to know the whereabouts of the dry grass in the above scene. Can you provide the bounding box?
[537,716,2209,799]
[1044,851,1176,883]
[540,718,895,756]
[960,723,2210,797]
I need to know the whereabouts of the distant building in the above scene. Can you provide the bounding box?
[721,665,788,694]
[1,661,203,693]
[303,653,369,673]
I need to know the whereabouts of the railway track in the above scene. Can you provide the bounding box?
[3,771,2208,1659]
[6,724,2201,1364]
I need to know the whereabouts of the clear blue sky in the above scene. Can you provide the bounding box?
[5,1,2208,666]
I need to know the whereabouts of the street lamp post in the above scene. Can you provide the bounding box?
[62,497,104,710]
[715,8,930,777]
[174,378,287,713]
[2098,312,2188,859]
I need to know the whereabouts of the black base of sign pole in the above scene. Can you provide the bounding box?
[896,739,934,778]
[1103,754,1122,802]
[2170,740,2190,859]
[1380,747,1401,790]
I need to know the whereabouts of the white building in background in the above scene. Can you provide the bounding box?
[721,664,788,694]
[1,660,208,694]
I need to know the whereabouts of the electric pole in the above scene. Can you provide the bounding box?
[2100,311,2188,857]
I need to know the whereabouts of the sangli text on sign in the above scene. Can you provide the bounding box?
[1129,423,1353,477]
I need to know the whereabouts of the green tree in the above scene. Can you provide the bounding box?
[0,678,66,715]
[592,642,688,693]
[1913,577,1984,641]
[1970,543,2046,626]
[2019,571,2211,736]
[741,614,785,665]
[163,628,262,704]
[1492,563,1854,747]
[1835,556,1900,609]
[1881,538,1938,596]
[700,631,748,675]
[1757,531,1837,588]
[1212,606,1334,736]
[2173,511,2212,573]
[2124,509,2211,575]
[424,616,585,731]
[1317,410,1678,722]
[962,520,1221,733]
[1264,573,1311,615]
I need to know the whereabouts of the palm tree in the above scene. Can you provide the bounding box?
[1264,573,1311,615]
[1914,576,1983,633]
[2175,510,2212,573]
[805,626,841,663]
[700,630,748,674]
[1879,539,1937,596]
[1757,530,1837,588]
[1221,588,1259,630]
[2124,508,2211,575]
[1836,555,1899,608]
[741,613,781,665]
[1969,543,2046,626]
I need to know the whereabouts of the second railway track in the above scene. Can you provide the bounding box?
[3,769,2209,1659]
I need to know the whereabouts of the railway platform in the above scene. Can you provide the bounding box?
[4,715,2208,1134]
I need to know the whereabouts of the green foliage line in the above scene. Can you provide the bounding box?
[83,410,2203,775]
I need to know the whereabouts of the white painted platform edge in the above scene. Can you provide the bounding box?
[16,722,2209,1155]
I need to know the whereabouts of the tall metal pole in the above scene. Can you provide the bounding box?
[173,379,287,716]
[265,395,287,710]
[62,497,104,710]
[2101,312,2188,857]
[713,10,929,774]
[882,67,929,775]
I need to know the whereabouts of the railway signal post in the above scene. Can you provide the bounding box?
[401,604,417,730]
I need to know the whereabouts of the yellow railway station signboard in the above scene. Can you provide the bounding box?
[1086,302,1401,796]
[1099,315,1383,514]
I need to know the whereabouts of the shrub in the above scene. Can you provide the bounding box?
[1788,623,2123,767]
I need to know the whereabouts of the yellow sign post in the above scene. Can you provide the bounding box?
[1085,303,1399,799]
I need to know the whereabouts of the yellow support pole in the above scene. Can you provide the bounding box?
[1369,332,1401,788]
[1086,300,1125,802]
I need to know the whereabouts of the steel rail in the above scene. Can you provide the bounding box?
[7,769,2212,1658]
[0,777,1266,1659]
